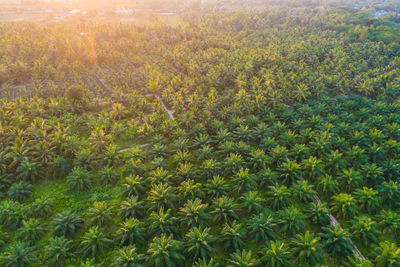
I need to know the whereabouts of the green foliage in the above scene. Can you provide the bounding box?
[67,167,93,192]
[81,226,113,258]
[52,210,83,237]
[0,242,36,267]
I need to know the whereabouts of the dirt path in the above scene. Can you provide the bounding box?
[117,143,149,153]
[312,194,366,261]
[145,93,175,120]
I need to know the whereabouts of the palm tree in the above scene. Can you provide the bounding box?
[0,199,24,229]
[179,198,209,228]
[81,226,113,258]
[267,184,291,210]
[220,221,246,251]
[147,183,177,211]
[361,163,384,185]
[301,156,324,181]
[0,242,36,266]
[378,181,400,208]
[351,216,380,247]
[120,196,144,219]
[211,196,238,223]
[373,241,400,267]
[32,197,53,218]
[184,226,216,261]
[228,250,258,267]
[113,245,144,267]
[233,168,256,192]
[259,240,291,267]
[291,231,323,266]
[45,237,73,266]
[148,207,178,236]
[177,180,204,201]
[277,160,301,185]
[247,212,276,242]
[317,175,339,196]
[278,206,306,235]
[205,176,229,198]
[292,180,316,203]
[307,201,330,225]
[147,168,172,185]
[122,175,146,198]
[8,181,32,201]
[331,193,357,219]
[339,168,362,192]
[67,167,93,192]
[319,225,353,258]
[117,218,145,246]
[16,158,41,183]
[52,210,83,237]
[378,209,400,236]
[98,167,119,184]
[194,258,219,267]
[240,191,265,213]
[354,187,381,214]
[147,234,184,267]
[17,218,46,244]
[87,201,113,226]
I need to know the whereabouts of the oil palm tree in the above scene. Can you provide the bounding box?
[240,191,265,213]
[32,197,53,218]
[267,184,291,210]
[233,168,256,192]
[331,193,357,220]
[354,187,381,214]
[98,167,119,185]
[8,181,32,201]
[148,207,178,236]
[211,196,238,223]
[52,210,83,237]
[291,231,323,266]
[81,226,113,258]
[17,218,46,244]
[113,245,144,267]
[179,198,209,228]
[45,237,73,266]
[317,175,339,197]
[0,242,36,266]
[277,160,301,185]
[339,168,362,192]
[307,201,330,226]
[122,175,146,198]
[120,196,144,219]
[205,176,229,198]
[117,218,145,246]
[278,206,306,236]
[259,240,291,267]
[147,234,184,267]
[378,209,400,237]
[292,180,316,203]
[177,180,204,201]
[66,167,93,192]
[319,225,353,258]
[184,226,216,261]
[373,241,400,267]
[247,212,276,242]
[378,181,400,208]
[220,221,246,251]
[147,183,177,211]
[351,216,380,247]
[16,158,41,183]
[87,201,113,226]
[194,258,219,267]
[228,250,258,267]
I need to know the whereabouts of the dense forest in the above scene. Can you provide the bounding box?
[1,1,400,266]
